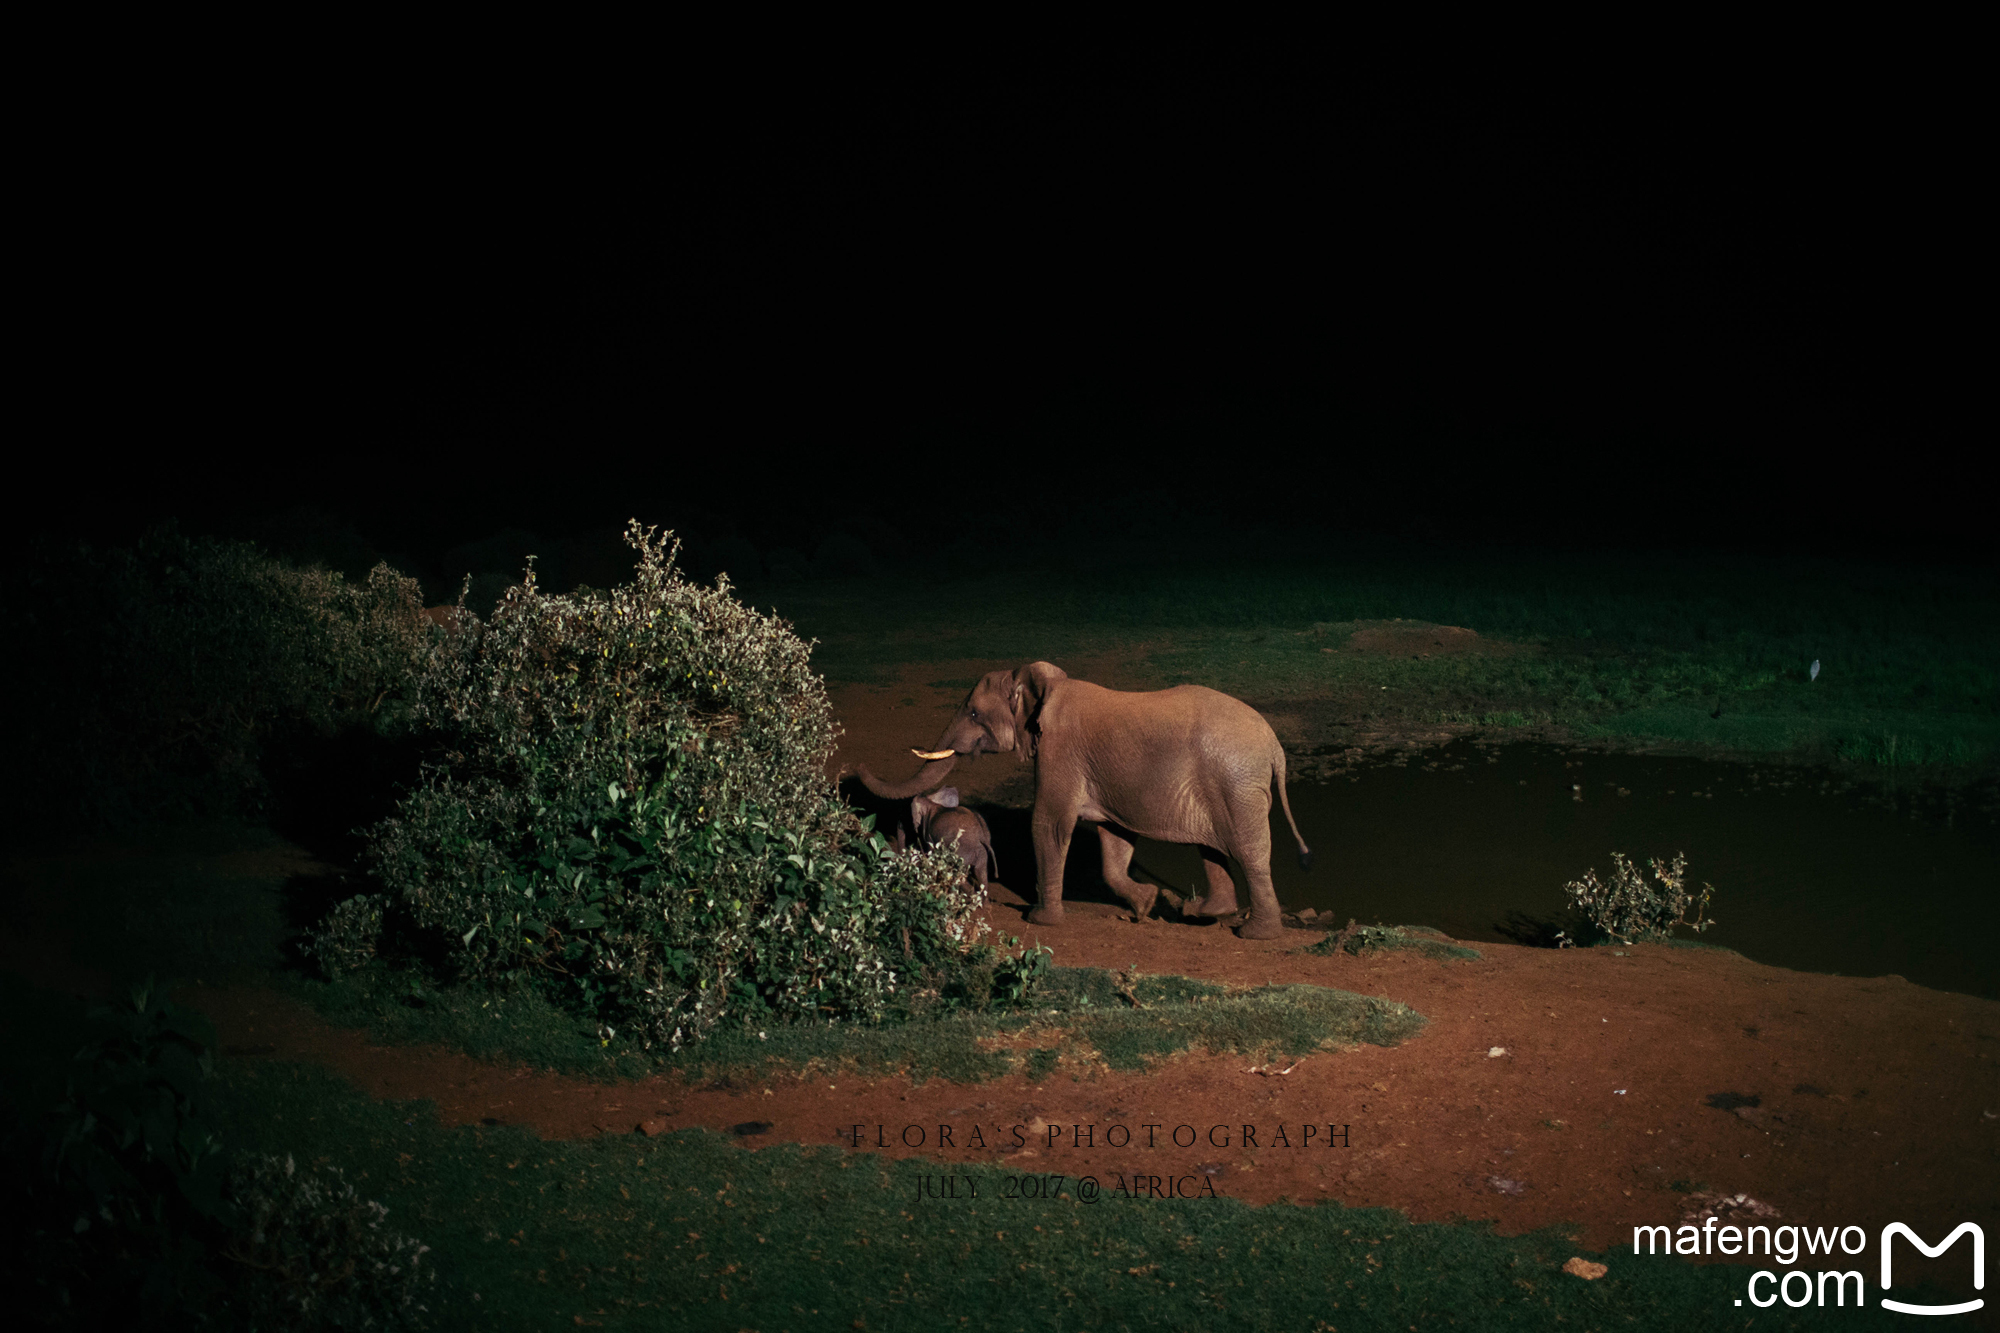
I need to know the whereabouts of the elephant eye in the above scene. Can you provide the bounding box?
[968,709,979,721]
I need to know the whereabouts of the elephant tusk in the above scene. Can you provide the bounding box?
[911,748,956,760]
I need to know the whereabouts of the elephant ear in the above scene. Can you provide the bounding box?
[1008,661,1068,758]
[910,793,940,834]
[935,787,960,808]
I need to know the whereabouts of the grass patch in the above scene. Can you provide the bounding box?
[1660,938,1744,955]
[1019,1046,1062,1083]
[1577,705,1996,770]
[278,965,658,1080]
[1031,976,1425,1077]
[288,964,1424,1085]
[1302,925,1484,963]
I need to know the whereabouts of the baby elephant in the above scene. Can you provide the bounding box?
[905,787,997,889]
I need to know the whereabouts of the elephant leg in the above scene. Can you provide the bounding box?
[1234,865,1286,938]
[1095,824,1159,922]
[1224,793,1286,940]
[1183,848,1241,918]
[1027,805,1076,925]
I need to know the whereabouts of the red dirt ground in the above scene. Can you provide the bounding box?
[173,898,1999,1256]
[16,663,1999,1260]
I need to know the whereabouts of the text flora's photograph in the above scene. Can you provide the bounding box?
[4,61,1993,1330]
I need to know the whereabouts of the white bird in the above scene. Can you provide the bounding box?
[1810,659,1821,682]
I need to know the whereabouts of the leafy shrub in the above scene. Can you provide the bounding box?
[989,937,1054,1005]
[365,522,989,1051]
[2,978,437,1327]
[220,1153,435,1330]
[2,978,233,1316]
[4,526,436,828]
[306,894,388,979]
[1561,851,1716,945]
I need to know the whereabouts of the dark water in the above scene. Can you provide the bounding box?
[1122,741,2000,1000]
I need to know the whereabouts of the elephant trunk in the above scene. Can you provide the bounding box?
[856,753,960,800]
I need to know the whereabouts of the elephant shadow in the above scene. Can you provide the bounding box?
[1495,907,1599,949]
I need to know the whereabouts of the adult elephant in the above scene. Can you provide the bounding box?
[857,662,1311,939]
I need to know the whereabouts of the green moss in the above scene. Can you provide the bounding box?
[1302,925,1484,962]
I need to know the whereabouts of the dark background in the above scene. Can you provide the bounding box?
[34,57,1983,586]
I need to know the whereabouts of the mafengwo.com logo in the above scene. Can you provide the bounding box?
[1633,1219,1984,1314]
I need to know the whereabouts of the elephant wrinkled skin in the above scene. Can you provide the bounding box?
[906,787,996,889]
[858,662,1310,939]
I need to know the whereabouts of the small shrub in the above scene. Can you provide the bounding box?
[220,1153,435,1330]
[305,893,387,979]
[990,937,1054,1005]
[1561,851,1716,945]
[365,522,989,1051]
[26,976,231,1264]
[2,978,436,1327]
[1,981,218,1318]
[8,977,233,1317]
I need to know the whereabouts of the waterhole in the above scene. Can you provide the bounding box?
[1124,741,2000,999]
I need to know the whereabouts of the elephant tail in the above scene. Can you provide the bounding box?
[1272,748,1312,872]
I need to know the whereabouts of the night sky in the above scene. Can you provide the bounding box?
[47,61,1981,573]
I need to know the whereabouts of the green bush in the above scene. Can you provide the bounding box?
[220,1153,435,1330]
[5,526,436,827]
[306,894,388,979]
[1561,851,1716,945]
[365,522,989,1051]
[4,978,231,1317]
[2,979,433,1328]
